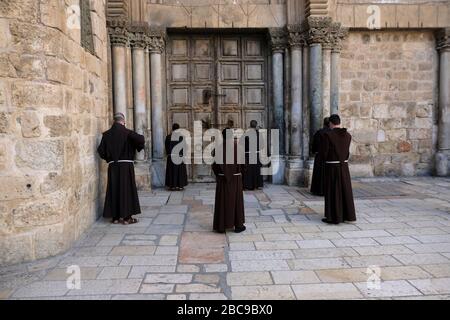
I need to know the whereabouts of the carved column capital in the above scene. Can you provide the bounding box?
[129,24,149,49]
[287,24,306,50]
[302,16,332,46]
[331,23,349,53]
[107,19,130,47]
[269,27,288,53]
[147,27,166,54]
[436,28,450,52]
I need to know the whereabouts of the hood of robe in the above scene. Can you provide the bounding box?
[107,122,130,161]
[333,128,348,135]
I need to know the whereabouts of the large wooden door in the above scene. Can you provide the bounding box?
[167,33,268,182]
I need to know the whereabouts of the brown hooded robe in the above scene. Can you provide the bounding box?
[319,128,356,224]
[165,134,188,189]
[242,129,263,190]
[212,140,245,233]
[97,123,145,219]
[310,127,331,196]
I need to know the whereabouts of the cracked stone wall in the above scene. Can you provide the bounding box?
[0,0,110,266]
[340,31,438,177]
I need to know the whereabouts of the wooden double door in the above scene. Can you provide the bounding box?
[166,32,268,182]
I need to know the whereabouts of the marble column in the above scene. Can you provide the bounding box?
[304,16,332,187]
[108,21,129,120]
[303,45,314,186]
[269,28,287,184]
[330,25,348,115]
[149,31,166,187]
[145,48,152,158]
[436,28,450,176]
[131,33,148,160]
[125,46,134,127]
[131,29,151,190]
[284,47,291,157]
[322,44,332,118]
[309,43,323,138]
[286,25,304,186]
[330,48,340,115]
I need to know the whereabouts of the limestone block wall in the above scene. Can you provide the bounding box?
[0,0,109,266]
[334,0,450,29]
[340,31,438,177]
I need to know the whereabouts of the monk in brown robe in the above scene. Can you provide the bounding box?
[165,123,188,191]
[212,128,246,233]
[97,113,145,225]
[242,120,263,190]
[310,117,330,196]
[319,114,356,224]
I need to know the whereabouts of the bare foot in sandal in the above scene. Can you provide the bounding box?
[122,217,138,225]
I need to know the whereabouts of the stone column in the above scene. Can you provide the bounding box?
[303,45,314,186]
[304,16,332,187]
[108,20,129,119]
[322,43,332,118]
[286,24,304,186]
[330,25,348,115]
[131,31,148,160]
[309,43,322,138]
[148,29,166,187]
[269,28,287,184]
[130,27,151,189]
[145,47,152,159]
[304,17,332,139]
[436,28,450,176]
[330,49,340,115]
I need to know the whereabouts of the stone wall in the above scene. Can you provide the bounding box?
[340,31,438,177]
[147,0,287,28]
[0,0,109,266]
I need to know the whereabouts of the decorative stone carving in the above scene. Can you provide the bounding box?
[129,24,149,49]
[330,22,349,53]
[107,19,130,46]
[269,28,288,53]
[305,0,329,17]
[147,27,166,53]
[436,28,450,52]
[302,16,332,45]
[287,24,306,49]
[106,0,129,19]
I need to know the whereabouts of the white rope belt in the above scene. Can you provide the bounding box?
[245,151,260,154]
[325,160,349,164]
[107,160,135,165]
[218,173,242,176]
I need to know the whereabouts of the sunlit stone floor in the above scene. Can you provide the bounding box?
[1,177,450,300]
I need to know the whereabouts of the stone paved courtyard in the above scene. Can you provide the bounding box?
[1,177,450,300]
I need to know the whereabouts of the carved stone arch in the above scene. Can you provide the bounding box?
[106,0,129,19]
[305,0,329,17]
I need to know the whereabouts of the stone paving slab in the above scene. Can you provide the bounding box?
[354,280,422,298]
[66,279,142,296]
[291,283,363,300]
[231,285,296,300]
[179,232,226,264]
[1,177,450,300]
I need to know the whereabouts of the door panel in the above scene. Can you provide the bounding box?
[167,33,268,182]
